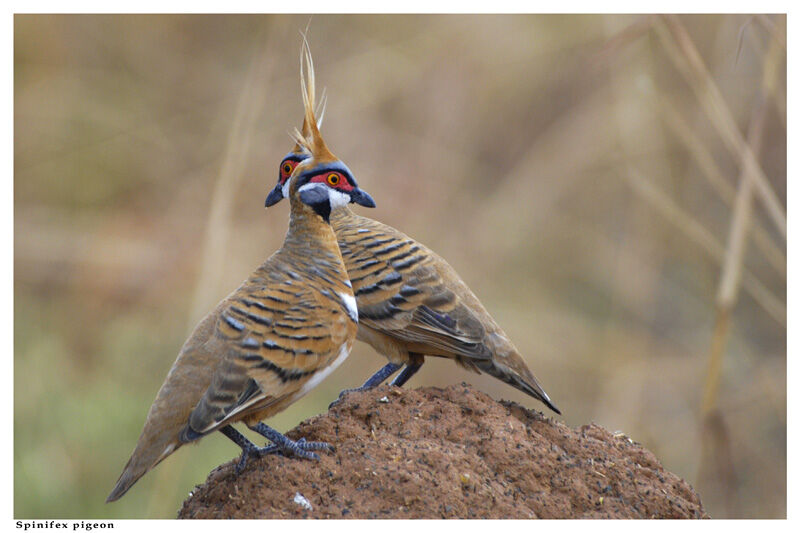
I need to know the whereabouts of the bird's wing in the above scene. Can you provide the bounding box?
[336,217,492,361]
[181,276,351,440]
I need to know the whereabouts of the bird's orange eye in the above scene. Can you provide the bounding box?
[327,173,341,186]
[281,162,293,175]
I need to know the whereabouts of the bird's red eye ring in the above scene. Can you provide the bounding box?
[281,162,294,176]
[327,173,341,186]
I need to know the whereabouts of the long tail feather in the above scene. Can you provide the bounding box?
[477,359,561,415]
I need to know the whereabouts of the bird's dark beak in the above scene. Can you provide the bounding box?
[265,185,284,208]
[349,188,376,208]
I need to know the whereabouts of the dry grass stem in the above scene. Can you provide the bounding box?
[702,29,783,416]
[656,15,786,239]
[592,15,655,67]
[624,168,785,327]
[754,22,786,127]
[697,29,781,515]
[756,14,786,50]
[659,98,785,278]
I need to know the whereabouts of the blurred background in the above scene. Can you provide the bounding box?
[14,14,785,518]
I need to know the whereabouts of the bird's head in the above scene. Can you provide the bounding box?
[277,37,375,222]
[265,91,318,207]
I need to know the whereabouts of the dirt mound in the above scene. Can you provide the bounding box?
[178,384,707,519]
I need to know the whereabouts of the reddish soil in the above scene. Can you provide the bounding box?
[178,383,707,519]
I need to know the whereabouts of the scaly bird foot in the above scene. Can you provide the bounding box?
[235,437,333,472]
[272,436,334,460]
[249,422,333,461]
[222,425,333,474]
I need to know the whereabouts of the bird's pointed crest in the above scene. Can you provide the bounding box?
[290,87,326,156]
[302,87,326,138]
[290,35,336,164]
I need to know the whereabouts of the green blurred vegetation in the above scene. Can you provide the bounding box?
[14,14,785,518]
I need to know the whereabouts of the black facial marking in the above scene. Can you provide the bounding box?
[298,184,331,222]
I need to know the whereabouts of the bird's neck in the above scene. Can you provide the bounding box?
[283,201,341,256]
[329,205,355,225]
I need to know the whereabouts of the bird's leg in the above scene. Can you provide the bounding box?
[221,425,269,474]
[249,422,333,460]
[329,362,402,408]
[389,360,423,387]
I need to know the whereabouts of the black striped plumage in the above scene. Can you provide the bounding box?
[330,207,559,414]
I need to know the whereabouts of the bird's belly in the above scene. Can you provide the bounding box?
[355,324,412,365]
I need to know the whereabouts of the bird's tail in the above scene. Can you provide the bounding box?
[476,357,561,415]
[107,300,224,502]
[106,437,179,503]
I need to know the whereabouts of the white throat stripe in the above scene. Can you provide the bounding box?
[339,291,358,323]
